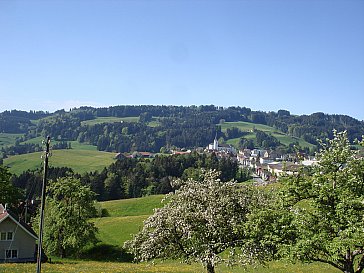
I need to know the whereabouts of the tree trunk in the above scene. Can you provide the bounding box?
[206,262,215,273]
[344,265,354,273]
[60,247,66,258]
[344,258,354,273]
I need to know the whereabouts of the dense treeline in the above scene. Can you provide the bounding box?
[11,152,243,202]
[0,110,50,133]
[77,118,218,153]
[265,111,363,143]
[1,105,363,157]
[255,130,281,148]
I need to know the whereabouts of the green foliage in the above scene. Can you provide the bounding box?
[10,152,239,202]
[279,131,364,273]
[34,177,98,258]
[0,165,23,207]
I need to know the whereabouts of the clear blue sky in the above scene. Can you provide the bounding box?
[0,0,363,120]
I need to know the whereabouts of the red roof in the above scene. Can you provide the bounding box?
[0,208,38,239]
[0,212,7,222]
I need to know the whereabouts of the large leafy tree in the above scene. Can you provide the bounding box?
[279,131,364,273]
[125,170,267,273]
[0,165,22,207]
[35,177,98,258]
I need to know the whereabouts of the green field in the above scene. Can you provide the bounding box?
[21,136,43,145]
[220,121,277,133]
[2,195,340,273]
[4,147,116,175]
[94,215,147,246]
[220,121,315,149]
[101,195,165,217]
[0,259,340,273]
[0,133,22,148]
[81,116,140,126]
[94,195,165,245]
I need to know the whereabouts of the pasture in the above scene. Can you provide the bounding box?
[0,133,22,148]
[3,147,116,175]
[81,116,140,126]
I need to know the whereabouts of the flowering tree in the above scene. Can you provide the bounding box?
[124,170,267,273]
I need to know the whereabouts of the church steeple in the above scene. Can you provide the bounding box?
[213,132,218,150]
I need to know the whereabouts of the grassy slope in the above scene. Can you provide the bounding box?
[220,121,315,149]
[4,146,115,175]
[0,133,22,148]
[101,195,165,217]
[94,195,164,246]
[94,215,148,246]
[81,116,140,126]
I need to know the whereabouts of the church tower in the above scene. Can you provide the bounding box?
[213,133,218,150]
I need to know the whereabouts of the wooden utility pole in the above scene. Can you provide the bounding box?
[36,136,51,273]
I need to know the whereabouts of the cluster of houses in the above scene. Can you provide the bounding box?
[205,136,317,182]
[237,148,317,181]
[114,136,318,182]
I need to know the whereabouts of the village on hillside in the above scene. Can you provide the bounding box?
[115,135,319,184]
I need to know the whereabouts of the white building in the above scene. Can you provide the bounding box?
[207,136,236,154]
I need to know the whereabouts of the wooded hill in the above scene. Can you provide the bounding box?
[1,106,363,159]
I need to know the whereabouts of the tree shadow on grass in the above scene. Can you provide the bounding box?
[80,243,133,262]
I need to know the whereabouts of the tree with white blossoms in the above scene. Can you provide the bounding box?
[124,169,268,273]
[278,131,364,273]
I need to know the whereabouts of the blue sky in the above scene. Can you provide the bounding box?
[0,0,363,120]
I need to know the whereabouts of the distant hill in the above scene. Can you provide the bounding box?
[1,105,363,172]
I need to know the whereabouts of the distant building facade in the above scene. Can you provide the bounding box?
[207,136,236,154]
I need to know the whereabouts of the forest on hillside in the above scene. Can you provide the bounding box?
[11,152,245,203]
[1,105,364,160]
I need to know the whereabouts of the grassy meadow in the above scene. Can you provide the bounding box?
[94,195,164,246]
[100,195,165,217]
[81,116,140,126]
[3,145,116,175]
[0,260,340,273]
[2,195,340,273]
[80,116,163,128]
[0,133,22,148]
